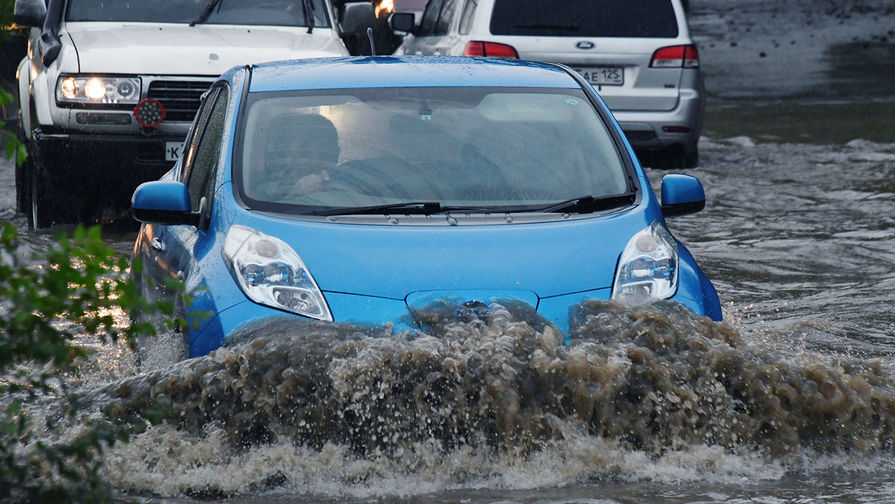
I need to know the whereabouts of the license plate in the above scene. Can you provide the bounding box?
[165,141,182,162]
[575,67,624,86]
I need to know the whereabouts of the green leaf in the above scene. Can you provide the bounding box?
[16,144,27,166]
[4,136,15,159]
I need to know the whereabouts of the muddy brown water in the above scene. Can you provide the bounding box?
[5,0,895,500]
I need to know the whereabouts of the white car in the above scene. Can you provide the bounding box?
[392,0,704,169]
[13,0,376,228]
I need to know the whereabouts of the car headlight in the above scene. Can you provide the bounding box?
[611,221,679,306]
[56,75,141,105]
[222,225,332,321]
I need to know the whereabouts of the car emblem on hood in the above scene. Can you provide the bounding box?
[576,41,595,50]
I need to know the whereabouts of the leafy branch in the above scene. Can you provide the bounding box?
[1,222,180,502]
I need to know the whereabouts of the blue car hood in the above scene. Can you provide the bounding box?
[243,211,649,300]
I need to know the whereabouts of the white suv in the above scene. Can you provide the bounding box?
[13,0,376,228]
[392,0,704,169]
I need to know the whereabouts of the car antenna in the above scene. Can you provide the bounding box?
[367,27,377,56]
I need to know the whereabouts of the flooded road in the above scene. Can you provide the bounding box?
[5,137,895,503]
[3,0,895,502]
[677,139,895,358]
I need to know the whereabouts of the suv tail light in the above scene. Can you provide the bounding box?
[464,41,519,58]
[650,45,699,68]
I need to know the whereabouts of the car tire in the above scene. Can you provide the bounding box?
[133,273,189,365]
[171,293,190,360]
[133,318,188,365]
[26,163,64,230]
[14,150,30,215]
[15,110,28,214]
[647,143,699,170]
[681,142,699,168]
[134,324,188,367]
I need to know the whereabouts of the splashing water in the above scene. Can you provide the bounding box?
[38,300,890,498]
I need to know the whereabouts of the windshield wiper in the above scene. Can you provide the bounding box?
[313,201,445,216]
[301,0,315,33]
[537,193,636,214]
[312,195,635,217]
[190,0,223,26]
[312,201,508,217]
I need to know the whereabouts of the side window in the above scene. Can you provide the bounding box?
[418,0,444,36]
[434,0,458,35]
[185,87,229,217]
[458,0,477,35]
[180,89,218,182]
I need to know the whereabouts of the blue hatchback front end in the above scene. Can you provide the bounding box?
[131,56,721,358]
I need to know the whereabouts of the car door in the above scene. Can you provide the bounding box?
[404,0,463,55]
[136,88,214,299]
[154,84,229,318]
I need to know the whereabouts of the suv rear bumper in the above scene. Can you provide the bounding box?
[32,130,181,206]
[612,89,704,151]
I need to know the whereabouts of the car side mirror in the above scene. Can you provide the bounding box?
[390,12,416,34]
[131,181,200,227]
[660,174,706,217]
[13,0,47,27]
[340,2,377,36]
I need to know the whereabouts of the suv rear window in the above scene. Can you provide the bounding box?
[490,0,679,38]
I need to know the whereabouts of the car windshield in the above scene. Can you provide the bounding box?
[66,0,331,27]
[490,0,678,38]
[236,86,631,215]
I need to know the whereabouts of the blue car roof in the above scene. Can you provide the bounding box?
[248,56,581,92]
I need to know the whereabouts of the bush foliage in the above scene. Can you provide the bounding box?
[2,73,26,167]
[0,0,14,32]
[0,223,176,502]
[0,22,177,501]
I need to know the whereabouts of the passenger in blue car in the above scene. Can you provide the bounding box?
[249,113,340,202]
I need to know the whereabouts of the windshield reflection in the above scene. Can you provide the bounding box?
[236,86,632,215]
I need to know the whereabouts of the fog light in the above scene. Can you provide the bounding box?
[133,98,166,128]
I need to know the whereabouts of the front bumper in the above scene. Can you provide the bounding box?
[189,286,720,358]
[32,130,182,207]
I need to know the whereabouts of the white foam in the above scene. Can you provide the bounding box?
[723,136,756,148]
[102,424,794,498]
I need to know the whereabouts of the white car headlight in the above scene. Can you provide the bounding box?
[223,225,332,321]
[611,222,679,306]
[56,75,141,105]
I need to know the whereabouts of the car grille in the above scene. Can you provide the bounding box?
[147,80,212,122]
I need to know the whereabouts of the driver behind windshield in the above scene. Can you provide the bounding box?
[251,114,340,202]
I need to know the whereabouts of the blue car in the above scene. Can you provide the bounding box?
[131,56,722,358]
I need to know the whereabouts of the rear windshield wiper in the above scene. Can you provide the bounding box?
[536,193,636,214]
[190,0,223,26]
